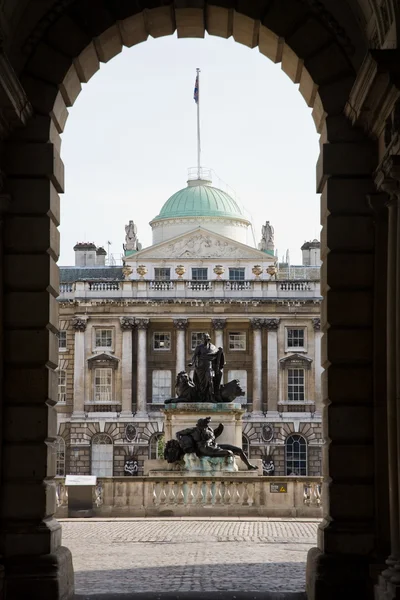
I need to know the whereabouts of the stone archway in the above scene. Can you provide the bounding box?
[0,2,385,599]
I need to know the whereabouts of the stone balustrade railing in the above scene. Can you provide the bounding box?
[55,476,323,518]
[58,279,321,301]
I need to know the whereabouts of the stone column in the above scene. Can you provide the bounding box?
[72,317,88,419]
[211,318,226,350]
[120,317,136,417]
[266,318,280,412]
[312,319,322,405]
[173,318,188,377]
[250,318,264,415]
[136,318,149,417]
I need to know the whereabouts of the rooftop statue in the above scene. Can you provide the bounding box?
[164,416,258,470]
[259,221,274,252]
[124,220,142,252]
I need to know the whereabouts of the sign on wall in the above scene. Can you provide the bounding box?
[270,483,287,493]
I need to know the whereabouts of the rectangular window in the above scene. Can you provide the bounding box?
[59,331,67,350]
[94,368,112,402]
[287,328,305,349]
[153,332,171,351]
[288,368,305,401]
[229,268,245,281]
[191,332,205,351]
[154,268,171,281]
[95,329,113,348]
[227,369,247,399]
[192,268,208,281]
[229,332,246,351]
[152,370,172,403]
[58,370,66,403]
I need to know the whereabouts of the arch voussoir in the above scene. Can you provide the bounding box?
[205,4,233,39]
[232,11,259,49]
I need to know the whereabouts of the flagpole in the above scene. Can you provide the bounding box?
[196,67,201,179]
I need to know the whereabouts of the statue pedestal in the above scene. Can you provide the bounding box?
[183,453,238,473]
[163,402,244,448]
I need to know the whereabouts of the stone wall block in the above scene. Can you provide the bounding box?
[4,217,60,259]
[20,75,59,116]
[206,5,233,39]
[12,115,61,151]
[175,8,204,38]
[5,143,64,193]
[144,6,175,38]
[5,330,58,369]
[325,291,373,327]
[4,254,59,295]
[46,14,91,57]
[328,405,373,442]
[0,483,55,522]
[317,77,356,117]
[3,406,50,442]
[5,367,52,404]
[286,16,332,59]
[323,253,374,289]
[324,329,372,364]
[94,24,123,63]
[4,292,58,330]
[328,484,374,520]
[326,366,373,403]
[321,143,377,180]
[321,114,370,144]
[326,216,374,252]
[321,177,375,217]
[329,444,373,480]
[7,178,60,221]
[261,0,306,37]
[118,13,148,47]
[73,42,100,83]
[59,63,82,107]
[232,11,259,48]
[2,443,53,480]
[26,42,71,85]
[305,42,352,86]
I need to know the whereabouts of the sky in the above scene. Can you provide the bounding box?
[59,33,320,266]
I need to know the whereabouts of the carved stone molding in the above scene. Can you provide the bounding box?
[279,354,313,370]
[0,49,33,139]
[265,318,280,331]
[135,318,150,330]
[120,317,136,331]
[312,318,321,331]
[211,318,227,330]
[72,317,88,332]
[87,352,119,370]
[173,318,188,330]
[250,318,265,330]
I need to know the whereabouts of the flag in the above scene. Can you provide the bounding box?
[193,73,199,104]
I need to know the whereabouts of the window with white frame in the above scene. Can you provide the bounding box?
[58,331,67,350]
[58,370,66,403]
[94,368,112,402]
[95,329,113,349]
[91,433,113,476]
[55,437,65,476]
[192,268,208,281]
[228,369,247,399]
[191,332,205,351]
[153,332,171,351]
[287,368,305,401]
[229,268,245,281]
[229,332,246,351]
[152,370,172,403]
[286,328,305,350]
[285,434,307,476]
[149,433,165,459]
[154,268,171,281]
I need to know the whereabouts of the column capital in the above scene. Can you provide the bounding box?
[265,318,280,331]
[72,316,88,332]
[211,318,227,330]
[173,318,188,330]
[250,318,265,330]
[312,318,321,331]
[136,318,150,330]
[120,316,135,331]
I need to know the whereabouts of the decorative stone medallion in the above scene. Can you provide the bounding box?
[125,424,137,442]
[262,424,274,442]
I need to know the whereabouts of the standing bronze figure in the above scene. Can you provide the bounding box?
[189,333,225,402]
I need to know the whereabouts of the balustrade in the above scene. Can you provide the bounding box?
[88,281,120,291]
[149,281,175,291]
[225,280,253,291]
[187,281,212,291]
[59,283,73,293]
[279,281,312,292]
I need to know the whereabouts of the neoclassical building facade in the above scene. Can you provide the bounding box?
[56,174,323,479]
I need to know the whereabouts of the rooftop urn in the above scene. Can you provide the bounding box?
[175,265,186,279]
[122,266,133,280]
[213,265,225,279]
[137,265,148,279]
[252,265,263,279]
[266,265,278,279]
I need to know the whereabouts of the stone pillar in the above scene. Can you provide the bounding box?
[266,318,280,412]
[211,318,226,350]
[120,317,135,417]
[312,319,322,405]
[173,318,188,377]
[250,318,264,415]
[72,317,88,419]
[136,318,149,417]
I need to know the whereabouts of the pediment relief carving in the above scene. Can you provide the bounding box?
[87,352,119,370]
[279,353,312,370]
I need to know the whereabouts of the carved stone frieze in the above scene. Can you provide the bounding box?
[211,318,227,330]
[135,318,150,330]
[250,318,265,330]
[312,318,321,331]
[265,318,280,331]
[72,317,88,331]
[120,317,136,331]
[173,318,188,330]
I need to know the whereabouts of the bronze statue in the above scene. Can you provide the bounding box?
[189,333,224,402]
[164,416,258,471]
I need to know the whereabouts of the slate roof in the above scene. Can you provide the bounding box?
[60,266,124,283]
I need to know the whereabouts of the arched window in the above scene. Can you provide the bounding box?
[91,433,113,476]
[149,433,164,459]
[242,434,250,457]
[55,437,65,476]
[285,434,307,476]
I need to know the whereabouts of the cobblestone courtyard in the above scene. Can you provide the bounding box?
[62,519,319,596]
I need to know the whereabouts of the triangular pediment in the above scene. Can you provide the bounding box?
[279,354,313,370]
[126,227,272,260]
[87,353,120,369]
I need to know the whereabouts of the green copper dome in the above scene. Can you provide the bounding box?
[151,181,249,223]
